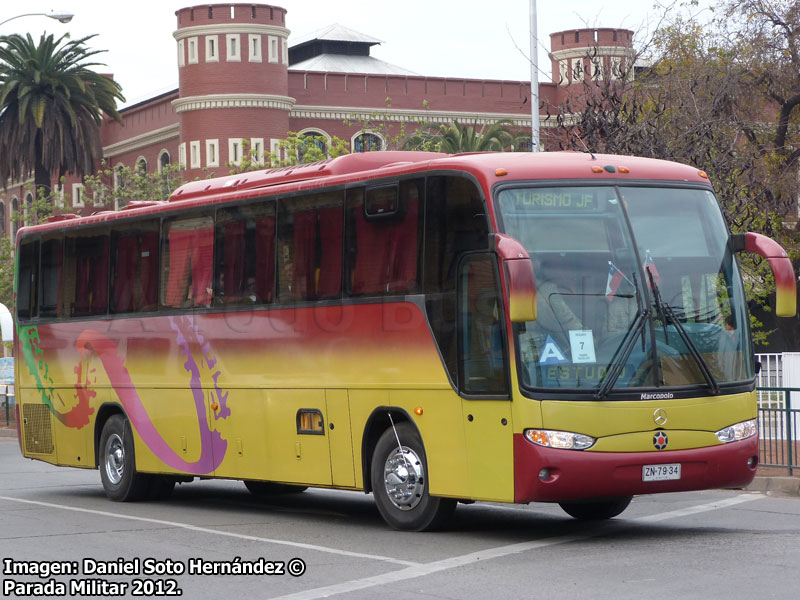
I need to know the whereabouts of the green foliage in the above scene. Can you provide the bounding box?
[402,118,527,153]
[0,32,124,193]
[82,160,186,208]
[228,133,351,174]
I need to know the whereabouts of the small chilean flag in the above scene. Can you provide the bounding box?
[605,261,625,300]
[643,250,661,288]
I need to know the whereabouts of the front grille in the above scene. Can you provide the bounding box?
[22,404,54,455]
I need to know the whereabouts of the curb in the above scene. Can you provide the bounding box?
[0,426,17,438]
[746,476,800,497]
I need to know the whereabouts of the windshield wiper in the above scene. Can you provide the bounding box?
[648,271,720,395]
[595,307,650,400]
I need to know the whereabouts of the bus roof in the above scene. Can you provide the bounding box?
[19,151,710,238]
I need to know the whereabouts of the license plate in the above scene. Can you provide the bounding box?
[643,463,681,482]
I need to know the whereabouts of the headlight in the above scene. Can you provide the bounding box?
[524,429,596,450]
[715,419,758,443]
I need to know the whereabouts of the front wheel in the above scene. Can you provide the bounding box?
[98,414,151,501]
[371,422,455,531]
[559,496,632,520]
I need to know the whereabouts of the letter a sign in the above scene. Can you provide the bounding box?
[539,335,568,364]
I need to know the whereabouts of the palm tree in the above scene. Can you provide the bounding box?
[402,119,527,153]
[0,33,124,196]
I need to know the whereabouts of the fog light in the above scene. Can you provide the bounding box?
[747,456,758,468]
[538,468,550,481]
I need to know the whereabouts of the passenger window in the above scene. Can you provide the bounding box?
[161,215,214,308]
[63,230,110,317]
[214,202,276,306]
[345,179,422,296]
[39,238,63,318]
[111,220,160,314]
[277,192,343,302]
[17,239,39,321]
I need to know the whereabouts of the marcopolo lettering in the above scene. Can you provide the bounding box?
[640,392,675,400]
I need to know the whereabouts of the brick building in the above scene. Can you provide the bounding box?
[0,3,634,236]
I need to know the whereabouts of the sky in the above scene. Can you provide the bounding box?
[4,0,695,108]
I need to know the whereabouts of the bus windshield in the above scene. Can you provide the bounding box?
[497,185,753,394]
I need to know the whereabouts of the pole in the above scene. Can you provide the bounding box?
[529,0,540,151]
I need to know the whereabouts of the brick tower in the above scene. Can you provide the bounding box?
[549,28,635,86]
[173,4,294,178]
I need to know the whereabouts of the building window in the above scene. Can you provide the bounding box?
[178,39,185,67]
[591,58,604,80]
[178,143,187,169]
[0,201,5,238]
[353,132,383,152]
[268,35,278,63]
[190,141,201,169]
[610,56,622,80]
[136,157,147,173]
[297,130,328,162]
[72,184,85,208]
[248,34,262,62]
[228,138,243,166]
[559,60,569,85]
[24,192,33,226]
[250,138,264,165]
[227,34,241,61]
[206,35,219,62]
[11,198,19,237]
[187,37,198,64]
[282,38,288,65]
[206,139,219,168]
[572,59,584,82]
[158,150,171,173]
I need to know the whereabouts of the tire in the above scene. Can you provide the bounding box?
[559,496,633,520]
[371,422,456,531]
[98,414,151,502]
[244,481,308,496]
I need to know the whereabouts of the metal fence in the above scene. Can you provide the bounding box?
[1,384,13,428]
[757,386,800,475]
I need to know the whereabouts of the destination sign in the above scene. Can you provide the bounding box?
[503,189,600,211]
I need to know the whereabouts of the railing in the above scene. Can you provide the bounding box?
[757,386,800,475]
[1,384,14,428]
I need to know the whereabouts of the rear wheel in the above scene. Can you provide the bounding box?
[559,496,633,520]
[371,422,455,531]
[244,481,308,496]
[98,414,151,501]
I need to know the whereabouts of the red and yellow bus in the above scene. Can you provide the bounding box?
[14,151,796,530]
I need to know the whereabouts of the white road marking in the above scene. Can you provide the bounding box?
[269,493,762,600]
[0,495,418,567]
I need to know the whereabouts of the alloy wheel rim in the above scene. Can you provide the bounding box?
[383,446,424,510]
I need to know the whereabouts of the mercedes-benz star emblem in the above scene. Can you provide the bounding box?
[653,408,668,427]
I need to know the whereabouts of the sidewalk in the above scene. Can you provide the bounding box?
[2,424,797,496]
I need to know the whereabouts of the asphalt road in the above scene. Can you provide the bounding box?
[2,438,799,600]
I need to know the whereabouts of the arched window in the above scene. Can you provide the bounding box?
[158,150,171,173]
[24,193,33,226]
[353,132,384,153]
[136,157,148,173]
[11,197,18,237]
[297,129,329,163]
[0,201,5,238]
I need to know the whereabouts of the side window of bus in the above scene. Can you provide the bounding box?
[39,237,63,318]
[214,201,276,306]
[345,179,422,296]
[111,220,160,314]
[17,239,39,321]
[161,215,214,309]
[277,192,343,302]
[423,176,490,386]
[63,230,110,317]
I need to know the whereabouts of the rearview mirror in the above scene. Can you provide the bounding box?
[730,232,797,317]
[492,234,537,322]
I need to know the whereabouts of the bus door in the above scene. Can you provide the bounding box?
[457,253,514,502]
